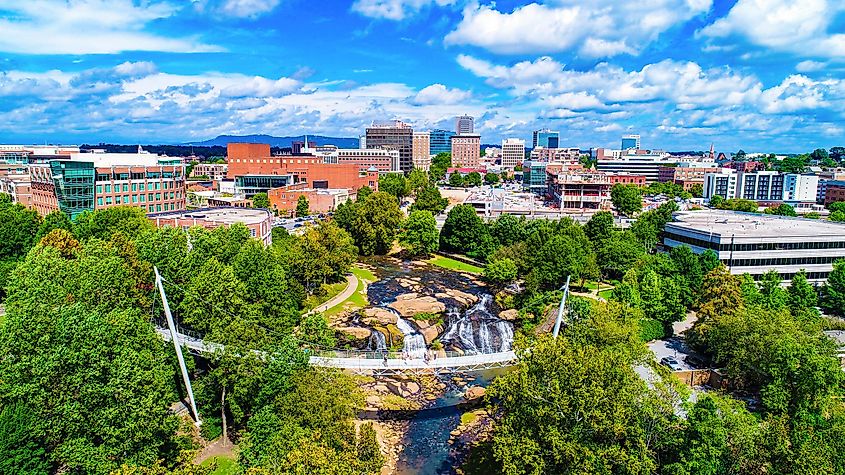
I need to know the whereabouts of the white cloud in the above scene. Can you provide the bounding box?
[699,0,845,59]
[413,83,473,105]
[351,0,456,20]
[219,0,281,18]
[114,61,158,77]
[445,0,712,57]
[0,0,219,54]
[796,60,828,72]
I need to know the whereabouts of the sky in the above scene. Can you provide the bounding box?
[0,0,844,152]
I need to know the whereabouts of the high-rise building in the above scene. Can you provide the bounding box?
[703,169,819,203]
[455,115,474,134]
[621,134,641,150]
[430,129,455,155]
[532,129,560,148]
[412,132,431,171]
[365,120,414,172]
[451,134,481,168]
[501,138,525,169]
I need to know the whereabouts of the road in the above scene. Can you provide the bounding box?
[304,273,358,316]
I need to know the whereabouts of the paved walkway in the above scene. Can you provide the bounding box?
[304,273,358,316]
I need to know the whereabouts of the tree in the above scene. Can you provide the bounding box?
[611,268,642,308]
[286,221,357,290]
[764,203,796,216]
[484,172,500,185]
[584,211,614,246]
[758,270,787,311]
[0,403,50,475]
[252,192,270,209]
[356,185,373,202]
[829,210,845,222]
[295,195,309,217]
[379,173,409,200]
[687,266,745,353]
[411,185,448,215]
[483,258,518,288]
[532,234,594,290]
[610,184,642,216]
[829,146,845,162]
[489,214,529,247]
[776,155,809,174]
[597,231,645,280]
[298,313,337,348]
[399,210,439,257]
[810,148,830,162]
[358,192,404,255]
[407,168,429,195]
[821,259,845,316]
[233,240,299,333]
[639,269,665,322]
[787,270,818,318]
[709,194,724,208]
[430,152,451,181]
[73,206,152,241]
[465,171,482,187]
[689,182,704,198]
[448,172,464,187]
[439,204,496,259]
[715,198,758,212]
[34,210,73,242]
[0,201,41,259]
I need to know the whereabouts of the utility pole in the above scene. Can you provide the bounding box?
[155,267,201,426]
[552,275,571,339]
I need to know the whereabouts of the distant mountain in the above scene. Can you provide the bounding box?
[186,134,359,149]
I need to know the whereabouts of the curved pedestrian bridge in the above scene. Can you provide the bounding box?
[155,326,518,375]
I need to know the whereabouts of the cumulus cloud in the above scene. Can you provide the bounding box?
[351,0,456,20]
[445,0,712,57]
[796,60,828,72]
[412,84,472,105]
[0,0,219,54]
[699,0,845,59]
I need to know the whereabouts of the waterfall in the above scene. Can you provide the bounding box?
[395,313,427,359]
[440,293,514,354]
[369,330,387,351]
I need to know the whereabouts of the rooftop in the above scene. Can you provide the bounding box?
[668,210,845,238]
[149,207,271,225]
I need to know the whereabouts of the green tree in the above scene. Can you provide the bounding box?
[411,185,448,215]
[740,273,762,307]
[484,172,500,185]
[715,198,758,212]
[448,172,465,187]
[399,210,439,257]
[687,266,745,353]
[758,270,787,311]
[73,206,152,241]
[440,204,496,259]
[430,152,451,181]
[821,259,845,316]
[611,268,642,308]
[611,183,643,216]
[764,203,797,216]
[0,403,50,475]
[358,192,404,255]
[233,240,299,333]
[639,269,665,322]
[532,234,594,290]
[0,200,41,259]
[298,313,337,348]
[787,270,818,318]
[709,194,724,208]
[407,168,429,195]
[295,195,309,217]
[34,210,73,242]
[356,185,373,202]
[829,210,845,222]
[252,192,270,209]
[584,210,614,246]
[689,182,704,198]
[379,173,409,200]
[483,258,518,288]
[465,171,482,187]
[597,231,645,280]
[811,148,830,161]
[286,221,357,290]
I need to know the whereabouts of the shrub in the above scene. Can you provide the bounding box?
[638,318,665,342]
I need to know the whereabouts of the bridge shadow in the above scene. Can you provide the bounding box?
[358,400,482,421]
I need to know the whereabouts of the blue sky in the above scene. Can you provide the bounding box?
[1,0,844,152]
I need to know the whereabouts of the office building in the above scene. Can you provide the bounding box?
[455,115,474,134]
[596,151,674,183]
[190,163,228,181]
[365,121,414,172]
[429,129,455,155]
[664,210,845,283]
[304,144,400,173]
[0,175,32,206]
[529,147,581,163]
[621,134,641,150]
[501,138,525,169]
[451,134,481,168]
[532,129,560,148]
[522,160,548,193]
[412,132,431,171]
[149,207,273,245]
[29,149,186,219]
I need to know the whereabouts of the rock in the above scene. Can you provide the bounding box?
[447,289,479,306]
[405,382,421,396]
[363,307,397,326]
[464,386,486,401]
[450,429,461,437]
[394,292,419,301]
[366,395,380,406]
[386,381,403,396]
[389,296,446,317]
[498,309,519,321]
[414,319,442,344]
[338,326,372,340]
[373,384,389,393]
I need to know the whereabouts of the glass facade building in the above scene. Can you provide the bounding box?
[532,129,559,148]
[430,129,455,155]
[50,160,95,219]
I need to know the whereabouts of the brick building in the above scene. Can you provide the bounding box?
[268,184,353,216]
[451,134,481,168]
[149,207,273,245]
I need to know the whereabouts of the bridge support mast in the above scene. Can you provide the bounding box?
[552,275,571,339]
[155,267,201,426]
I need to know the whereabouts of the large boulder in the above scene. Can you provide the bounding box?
[498,309,519,321]
[413,319,443,344]
[362,307,397,326]
[389,295,446,317]
[337,326,372,341]
[436,289,479,307]
[464,386,486,401]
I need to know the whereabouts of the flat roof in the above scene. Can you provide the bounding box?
[668,209,845,238]
[149,207,270,225]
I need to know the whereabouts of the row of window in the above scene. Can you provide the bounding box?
[96,181,180,193]
[665,231,845,252]
[725,256,843,267]
[95,171,181,181]
[735,271,830,281]
[96,192,180,205]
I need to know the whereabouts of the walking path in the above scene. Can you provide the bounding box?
[304,273,358,316]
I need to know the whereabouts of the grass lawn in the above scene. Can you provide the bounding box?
[428,255,483,274]
[200,456,237,475]
[598,288,614,300]
[324,266,376,318]
[302,280,348,312]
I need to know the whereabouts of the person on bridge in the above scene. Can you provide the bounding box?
[382,352,388,366]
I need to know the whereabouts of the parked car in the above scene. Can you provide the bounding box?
[660,356,684,371]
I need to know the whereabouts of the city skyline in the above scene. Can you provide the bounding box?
[1,0,844,152]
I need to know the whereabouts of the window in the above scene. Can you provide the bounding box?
[155,182,161,190]
[132,195,138,203]
[105,197,112,204]
[156,193,161,200]
[123,184,128,192]
[105,184,111,192]
[149,205,154,212]
[132,183,137,191]
[97,198,103,206]
[139,183,145,191]
[140,195,145,202]
[96,185,102,193]
[148,193,154,201]
[156,205,162,212]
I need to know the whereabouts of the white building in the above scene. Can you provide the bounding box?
[704,169,819,203]
[456,115,474,134]
[596,151,675,183]
[303,145,400,173]
[664,210,845,283]
[501,138,525,169]
[530,147,581,164]
[703,168,739,199]
[783,174,819,202]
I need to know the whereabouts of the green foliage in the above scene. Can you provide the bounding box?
[334,192,403,256]
[356,185,373,202]
[379,173,409,200]
[440,204,496,260]
[295,195,309,217]
[0,403,50,475]
[430,152,451,181]
[252,192,270,209]
[764,203,797,216]
[610,183,643,216]
[788,270,818,319]
[776,154,809,174]
[411,185,448,215]
[642,181,692,199]
[631,201,677,249]
[0,199,41,260]
[489,214,529,247]
[464,171,482,187]
[399,210,439,257]
[830,210,845,222]
[407,168,429,195]
[822,259,845,316]
[285,221,357,290]
[583,210,614,246]
[714,198,758,213]
[483,258,518,287]
[484,172,500,184]
[638,318,665,342]
[298,313,337,348]
[596,230,645,280]
[689,182,704,198]
[448,172,464,187]
[35,210,73,242]
[73,206,153,241]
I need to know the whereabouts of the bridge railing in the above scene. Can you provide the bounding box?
[304,348,495,360]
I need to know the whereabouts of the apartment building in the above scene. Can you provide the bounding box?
[451,134,481,168]
[149,207,273,245]
[704,169,819,203]
[501,138,525,169]
[412,132,431,171]
[529,147,581,164]
[190,163,228,180]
